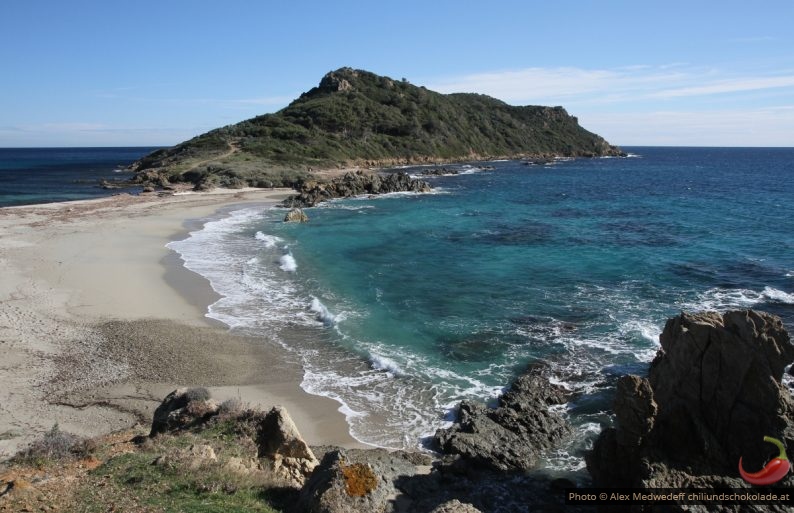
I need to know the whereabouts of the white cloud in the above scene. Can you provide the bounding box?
[427,65,794,145]
[650,76,794,98]
[427,67,686,104]
[582,108,794,147]
[426,65,794,105]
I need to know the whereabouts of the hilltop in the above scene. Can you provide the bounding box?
[129,68,623,190]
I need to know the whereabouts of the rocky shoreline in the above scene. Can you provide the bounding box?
[3,309,793,512]
[281,170,432,208]
[145,310,794,513]
[587,310,794,512]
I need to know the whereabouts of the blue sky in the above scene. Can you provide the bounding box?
[2,1,793,147]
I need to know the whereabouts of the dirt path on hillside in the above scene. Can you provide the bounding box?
[182,141,239,173]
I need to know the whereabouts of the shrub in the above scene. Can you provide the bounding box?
[13,423,93,466]
[219,397,245,416]
[185,387,211,402]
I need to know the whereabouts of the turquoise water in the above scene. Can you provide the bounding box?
[168,147,794,469]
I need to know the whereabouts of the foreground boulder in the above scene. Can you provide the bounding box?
[433,364,571,471]
[298,448,417,513]
[587,310,794,497]
[283,171,431,208]
[257,405,319,487]
[149,387,220,436]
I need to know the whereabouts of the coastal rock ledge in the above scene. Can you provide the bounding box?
[433,364,572,471]
[587,310,794,511]
[282,171,431,208]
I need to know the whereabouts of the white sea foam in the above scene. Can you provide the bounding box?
[369,353,403,375]
[255,231,282,248]
[279,253,297,272]
[620,319,662,348]
[310,297,336,326]
[762,286,794,303]
[297,331,509,449]
[786,271,793,278]
[315,203,376,211]
[684,286,794,311]
[391,163,436,169]
[347,189,448,201]
[166,207,305,329]
[410,171,459,178]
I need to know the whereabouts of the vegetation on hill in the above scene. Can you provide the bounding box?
[130,67,623,190]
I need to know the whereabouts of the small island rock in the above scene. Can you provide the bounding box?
[284,207,309,222]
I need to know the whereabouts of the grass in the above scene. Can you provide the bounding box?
[67,415,286,513]
[2,402,289,513]
[72,451,278,513]
[69,416,282,513]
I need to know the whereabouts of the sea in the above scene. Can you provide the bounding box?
[4,146,794,474]
[0,147,159,206]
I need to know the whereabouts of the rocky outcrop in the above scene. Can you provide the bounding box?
[282,171,432,208]
[298,448,417,513]
[433,365,572,471]
[129,169,175,191]
[587,310,794,501]
[256,405,318,488]
[149,387,220,436]
[284,207,309,223]
[421,168,459,176]
[522,157,555,165]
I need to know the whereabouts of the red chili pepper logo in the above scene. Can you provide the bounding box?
[739,436,790,486]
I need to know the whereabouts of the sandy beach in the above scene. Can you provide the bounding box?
[0,189,362,458]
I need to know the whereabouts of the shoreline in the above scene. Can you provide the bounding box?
[0,189,365,458]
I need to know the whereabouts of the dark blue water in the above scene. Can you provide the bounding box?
[0,147,161,206]
[168,147,794,470]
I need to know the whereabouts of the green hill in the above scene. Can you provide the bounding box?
[130,67,623,189]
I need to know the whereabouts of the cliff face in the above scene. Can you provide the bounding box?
[129,67,623,190]
[587,310,794,511]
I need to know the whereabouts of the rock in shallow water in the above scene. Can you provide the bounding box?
[284,207,309,222]
[433,364,572,471]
